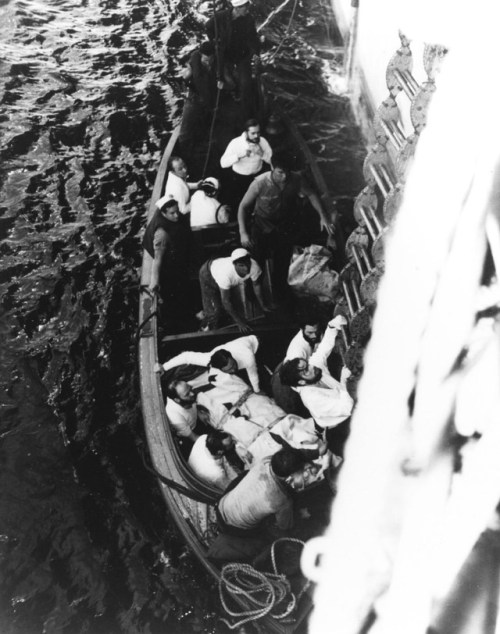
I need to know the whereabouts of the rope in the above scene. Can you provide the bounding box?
[201,1,223,180]
[201,86,222,180]
[266,0,300,64]
[135,286,160,342]
[218,537,306,629]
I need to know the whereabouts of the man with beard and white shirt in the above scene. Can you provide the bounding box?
[271,315,323,417]
[220,119,272,205]
[279,315,353,431]
[285,315,323,361]
[165,380,210,457]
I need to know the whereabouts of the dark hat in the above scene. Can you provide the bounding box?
[199,41,215,56]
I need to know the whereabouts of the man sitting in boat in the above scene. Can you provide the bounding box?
[280,315,353,434]
[143,198,191,326]
[178,41,224,155]
[189,177,230,228]
[165,379,210,455]
[155,334,261,392]
[216,448,307,535]
[206,0,260,120]
[220,119,272,206]
[198,247,270,332]
[271,313,328,416]
[285,313,323,361]
[196,369,284,441]
[188,430,244,491]
[237,153,330,299]
[156,156,199,215]
[194,370,330,467]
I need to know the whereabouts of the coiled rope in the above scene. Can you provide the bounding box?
[219,537,306,629]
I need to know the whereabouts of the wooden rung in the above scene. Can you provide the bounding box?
[381,120,404,150]
[342,281,355,317]
[351,246,367,279]
[359,206,377,240]
[369,164,391,198]
[394,69,418,99]
[350,280,363,311]
[360,246,372,271]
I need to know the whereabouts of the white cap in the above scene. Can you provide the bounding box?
[231,248,250,262]
[202,177,219,189]
[231,0,248,6]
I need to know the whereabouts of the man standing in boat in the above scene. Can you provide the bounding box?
[280,315,353,455]
[206,0,260,120]
[142,198,191,327]
[156,156,199,216]
[220,118,272,206]
[178,41,224,155]
[237,153,330,300]
[198,247,270,332]
[271,313,324,417]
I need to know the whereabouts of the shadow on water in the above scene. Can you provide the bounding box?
[0,0,366,630]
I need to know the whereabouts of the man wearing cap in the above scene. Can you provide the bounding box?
[220,119,273,206]
[206,0,260,120]
[198,248,270,332]
[190,177,230,227]
[179,41,224,154]
[143,198,191,326]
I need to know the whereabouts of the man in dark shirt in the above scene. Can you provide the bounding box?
[237,153,330,298]
[142,198,191,327]
[206,0,260,120]
[178,41,224,154]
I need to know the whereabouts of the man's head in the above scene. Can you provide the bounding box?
[166,379,196,407]
[159,198,180,222]
[244,119,260,143]
[271,153,292,185]
[231,0,249,16]
[271,448,307,479]
[169,156,188,180]
[206,430,235,457]
[199,177,219,197]
[231,248,252,277]
[279,358,322,387]
[210,349,238,374]
[299,316,322,347]
[199,41,215,67]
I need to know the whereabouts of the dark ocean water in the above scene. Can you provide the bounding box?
[0,0,365,631]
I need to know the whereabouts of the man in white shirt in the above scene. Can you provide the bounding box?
[190,177,230,227]
[280,315,353,430]
[157,334,261,392]
[165,380,209,456]
[270,315,323,416]
[220,119,272,206]
[156,156,199,215]
[285,315,323,361]
[188,431,241,491]
[198,247,270,332]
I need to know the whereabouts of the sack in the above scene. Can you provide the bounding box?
[287,244,339,304]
